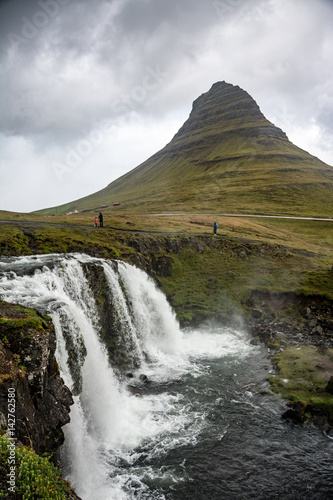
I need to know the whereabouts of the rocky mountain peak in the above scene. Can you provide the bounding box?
[173,80,286,143]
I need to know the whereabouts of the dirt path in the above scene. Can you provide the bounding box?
[0,219,190,236]
[147,213,333,221]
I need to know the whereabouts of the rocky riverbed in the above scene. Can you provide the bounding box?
[246,291,333,430]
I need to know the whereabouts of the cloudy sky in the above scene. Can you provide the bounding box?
[0,0,332,212]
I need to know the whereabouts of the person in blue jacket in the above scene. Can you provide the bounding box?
[213,221,217,235]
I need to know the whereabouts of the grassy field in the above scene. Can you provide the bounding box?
[1,209,332,251]
[1,210,332,323]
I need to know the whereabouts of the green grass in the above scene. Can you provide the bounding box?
[0,226,31,256]
[157,234,333,324]
[0,434,74,499]
[267,346,333,420]
[0,304,48,333]
[0,223,133,260]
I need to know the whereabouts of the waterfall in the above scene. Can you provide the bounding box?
[0,253,257,500]
[0,254,189,499]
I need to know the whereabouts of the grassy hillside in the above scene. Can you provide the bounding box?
[37,81,333,218]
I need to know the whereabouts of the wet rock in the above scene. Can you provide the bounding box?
[325,376,333,395]
[82,262,141,372]
[252,309,262,319]
[127,385,143,397]
[275,331,287,341]
[282,408,304,424]
[313,325,323,335]
[311,416,330,432]
[282,401,305,424]
[139,374,150,384]
[250,337,260,346]
[327,427,333,438]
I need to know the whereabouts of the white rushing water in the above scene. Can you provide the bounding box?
[0,253,255,499]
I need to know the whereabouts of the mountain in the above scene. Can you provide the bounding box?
[40,81,333,216]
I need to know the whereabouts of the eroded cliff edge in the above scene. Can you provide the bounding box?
[0,300,73,455]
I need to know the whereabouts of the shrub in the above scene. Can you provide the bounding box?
[0,434,73,499]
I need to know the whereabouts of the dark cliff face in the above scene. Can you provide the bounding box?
[82,261,144,372]
[0,301,73,455]
[173,81,288,144]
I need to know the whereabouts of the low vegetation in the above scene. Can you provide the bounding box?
[0,434,74,499]
[267,346,333,421]
[0,303,48,333]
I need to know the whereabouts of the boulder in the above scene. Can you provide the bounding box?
[139,374,150,384]
[126,385,143,397]
[314,325,323,335]
[282,401,305,424]
[282,408,304,424]
[252,309,262,319]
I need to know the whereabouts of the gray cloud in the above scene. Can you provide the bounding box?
[0,0,332,211]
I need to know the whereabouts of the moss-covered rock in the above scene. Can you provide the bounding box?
[0,434,81,499]
[267,346,333,427]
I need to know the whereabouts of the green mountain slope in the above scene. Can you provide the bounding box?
[40,81,333,216]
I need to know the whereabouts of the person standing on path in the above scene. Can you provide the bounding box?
[213,221,217,235]
[94,216,98,227]
[98,212,104,227]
